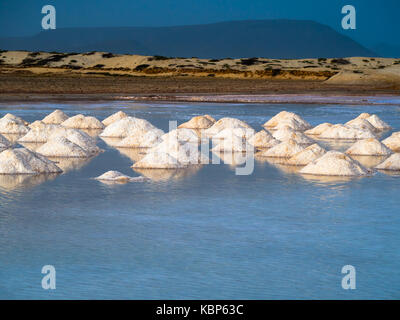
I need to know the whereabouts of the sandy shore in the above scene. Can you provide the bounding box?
[0,74,399,105]
[1,50,400,104]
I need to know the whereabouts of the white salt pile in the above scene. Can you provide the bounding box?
[18,126,101,155]
[272,126,314,145]
[318,124,376,140]
[36,136,90,158]
[300,151,370,176]
[29,120,48,129]
[260,139,305,158]
[355,113,371,119]
[354,113,392,131]
[178,115,216,129]
[304,123,333,136]
[0,148,62,174]
[61,114,105,129]
[375,153,400,171]
[263,111,311,131]
[94,170,146,182]
[382,132,400,152]
[99,117,158,138]
[272,117,309,131]
[213,127,255,140]
[0,115,29,134]
[161,128,199,144]
[204,117,252,137]
[0,134,11,150]
[116,128,164,148]
[366,114,392,131]
[248,130,279,149]
[286,144,326,166]
[42,110,69,124]
[49,128,101,155]
[211,130,253,153]
[345,138,393,156]
[102,111,128,126]
[350,155,389,169]
[1,113,29,126]
[132,151,186,169]
[18,124,62,143]
[148,139,207,166]
[133,134,208,169]
[346,118,377,132]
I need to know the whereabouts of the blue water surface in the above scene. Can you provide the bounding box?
[0,100,399,299]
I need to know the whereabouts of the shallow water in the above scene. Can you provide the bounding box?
[0,100,400,299]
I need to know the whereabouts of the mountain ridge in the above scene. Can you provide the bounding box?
[0,20,375,59]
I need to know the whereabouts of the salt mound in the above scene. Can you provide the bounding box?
[212,132,253,153]
[366,114,391,131]
[62,114,105,129]
[20,126,101,154]
[102,111,128,126]
[382,132,400,152]
[178,115,216,129]
[375,153,400,171]
[345,138,393,156]
[94,170,146,182]
[304,123,333,136]
[351,155,388,169]
[132,151,186,169]
[346,118,377,132]
[263,111,311,131]
[272,117,309,131]
[204,115,216,122]
[170,143,207,165]
[272,126,314,145]
[319,124,376,140]
[300,151,369,176]
[99,117,157,138]
[49,128,101,155]
[42,110,69,124]
[287,144,326,166]
[36,136,90,158]
[248,130,279,149]
[149,139,207,165]
[117,128,164,148]
[260,139,305,158]
[161,128,199,144]
[204,117,252,137]
[0,134,11,149]
[0,148,62,174]
[1,113,29,126]
[213,127,255,140]
[354,113,391,131]
[0,116,29,134]
[356,113,371,120]
[18,124,63,143]
[29,120,47,129]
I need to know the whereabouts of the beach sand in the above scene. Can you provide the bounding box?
[1,50,400,103]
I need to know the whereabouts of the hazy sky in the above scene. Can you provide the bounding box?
[0,0,399,48]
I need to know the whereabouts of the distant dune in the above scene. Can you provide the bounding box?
[1,50,400,98]
[1,50,399,84]
[0,20,375,59]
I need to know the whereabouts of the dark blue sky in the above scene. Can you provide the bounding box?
[0,0,399,48]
